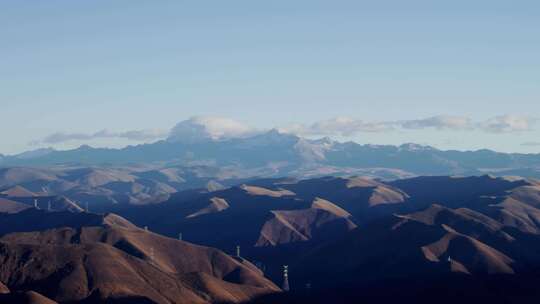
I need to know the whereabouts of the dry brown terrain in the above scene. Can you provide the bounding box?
[0,212,279,304]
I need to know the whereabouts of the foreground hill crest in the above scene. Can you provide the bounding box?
[0,210,279,304]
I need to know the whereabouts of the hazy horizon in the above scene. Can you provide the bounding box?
[3,115,540,157]
[2,1,539,154]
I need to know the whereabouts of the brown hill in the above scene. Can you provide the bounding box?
[263,176,410,221]
[1,185,37,198]
[110,176,540,280]
[295,203,528,290]
[0,165,244,213]
[6,173,540,302]
[0,209,136,236]
[251,201,540,303]
[0,168,57,189]
[256,199,356,247]
[119,181,365,252]
[0,194,85,213]
[62,167,137,188]
[421,224,514,275]
[311,197,352,218]
[186,197,230,219]
[0,197,31,214]
[0,281,8,293]
[508,184,540,208]
[0,213,279,303]
[240,185,295,198]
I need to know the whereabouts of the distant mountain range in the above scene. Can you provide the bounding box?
[0,165,250,212]
[2,130,540,179]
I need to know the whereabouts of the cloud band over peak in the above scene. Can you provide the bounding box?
[32,114,537,146]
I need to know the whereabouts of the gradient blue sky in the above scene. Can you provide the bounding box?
[1,0,539,155]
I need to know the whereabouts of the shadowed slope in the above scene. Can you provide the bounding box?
[0,291,58,304]
[112,175,540,273]
[296,204,528,291]
[421,224,515,274]
[0,209,135,236]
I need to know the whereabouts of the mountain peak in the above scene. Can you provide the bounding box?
[14,147,55,160]
[239,129,299,146]
[77,144,94,151]
[308,136,336,147]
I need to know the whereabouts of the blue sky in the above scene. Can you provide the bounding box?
[1,0,539,154]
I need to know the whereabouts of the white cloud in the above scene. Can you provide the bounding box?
[281,114,537,137]
[281,115,471,137]
[401,115,473,130]
[479,115,537,133]
[34,114,538,147]
[281,117,393,137]
[167,116,257,143]
[37,129,168,144]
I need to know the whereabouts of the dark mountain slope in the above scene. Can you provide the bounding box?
[281,202,540,303]
[0,209,134,236]
[0,291,58,304]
